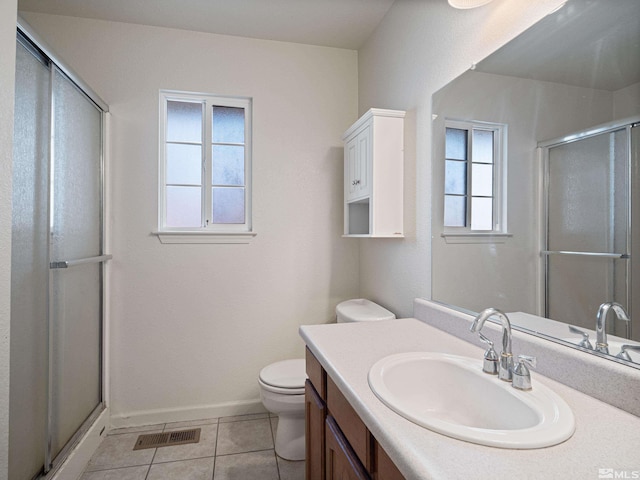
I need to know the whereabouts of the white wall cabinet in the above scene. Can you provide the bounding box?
[342,108,405,237]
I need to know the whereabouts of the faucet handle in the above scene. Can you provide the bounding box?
[616,345,640,363]
[512,355,536,391]
[477,332,499,375]
[568,325,594,349]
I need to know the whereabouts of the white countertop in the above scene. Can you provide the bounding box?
[300,318,640,480]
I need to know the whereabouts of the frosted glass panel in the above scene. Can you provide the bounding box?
[50,264,101,458]
[445,160,466,195]
[446,128,467,160]
[472,129,494,164]
[548,131,626,253]
[166,186,202,227]
[471,197,493,230]
[471,164,493,197]
[167,101,202,143]
[10,41,50,480]
[212,145,244,186]
[212,106,244,144]
[212,188,245,224]
[545,128,630,332]
[52,70,102,261]
[444,195,466,227]
[547,255,627,333]
[166,144,202,185]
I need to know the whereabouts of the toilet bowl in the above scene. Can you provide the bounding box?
[258,359,307,461]
[259,299,395,461]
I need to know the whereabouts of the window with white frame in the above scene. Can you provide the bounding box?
[443,119,507,234]
[158,91,252,241]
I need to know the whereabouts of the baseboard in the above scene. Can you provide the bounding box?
[51,407,109,480]
[110,399,267,429]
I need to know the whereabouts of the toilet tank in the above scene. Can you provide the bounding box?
[336,299,396,323]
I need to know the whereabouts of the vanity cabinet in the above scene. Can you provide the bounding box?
[342,108,405,238]
[305,347,405,480]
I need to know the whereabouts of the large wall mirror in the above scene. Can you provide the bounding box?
[431,0,640,368]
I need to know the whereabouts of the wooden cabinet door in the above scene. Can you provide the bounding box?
[306,380,326,480]
[374,442,405,480]
[326,416,371,480]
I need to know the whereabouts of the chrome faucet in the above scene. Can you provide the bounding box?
[470,308,514,382]
[595,302,630,354]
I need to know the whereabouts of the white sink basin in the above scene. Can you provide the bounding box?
[368,352,575,449]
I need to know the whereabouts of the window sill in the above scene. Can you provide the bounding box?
[441,232,512,244]
[153,231,257,244]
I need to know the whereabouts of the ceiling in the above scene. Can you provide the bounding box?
[17,0,397,50]
[476,0,640,91]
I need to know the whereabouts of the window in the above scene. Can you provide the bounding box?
[157,91,254,243]
[443,119,507,237]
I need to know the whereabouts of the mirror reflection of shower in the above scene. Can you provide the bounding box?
[539,118,639,342]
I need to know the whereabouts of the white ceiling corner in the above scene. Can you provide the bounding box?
[17,0,397,49]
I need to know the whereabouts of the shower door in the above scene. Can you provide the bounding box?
[48,66,105,466]
[542,124,632,338]
[10,32,108,478]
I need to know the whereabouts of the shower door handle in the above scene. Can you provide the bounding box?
[541,250,629,259]
[50,254,113,269]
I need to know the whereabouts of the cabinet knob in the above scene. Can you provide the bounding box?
[352,180,360,186]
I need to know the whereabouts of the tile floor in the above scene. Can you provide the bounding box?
[81,413,305,480]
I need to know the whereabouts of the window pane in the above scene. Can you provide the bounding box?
[212,187,245,224]
[166,186,202,227]
[471,197,493,230]
[473,129,494,164]
[445,160,467,195]
[444,195,466,227]
[212,106,244,144]
[212,145,244,186]
[446,128,467,160]
[471,163,493,197]
[167,101,202,143]
[166,144,202,185]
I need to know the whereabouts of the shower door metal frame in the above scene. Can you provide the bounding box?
[17,19,111,478]
[537,115,638,337]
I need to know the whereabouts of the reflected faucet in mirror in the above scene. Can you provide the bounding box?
[596,302,630,355]
[567,325,593,350]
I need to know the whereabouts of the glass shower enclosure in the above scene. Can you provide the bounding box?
[10,26,110,479]
[539,118,639,341]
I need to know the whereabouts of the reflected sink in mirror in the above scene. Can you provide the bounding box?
[368,352,575,449]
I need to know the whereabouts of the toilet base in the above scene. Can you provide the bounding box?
[274,414,305,461]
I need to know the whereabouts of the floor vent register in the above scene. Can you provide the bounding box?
[133,428,201,450]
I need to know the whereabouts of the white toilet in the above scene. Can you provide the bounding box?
[258,359,307,460]
[258,299,395,461]
[335,298,396,323]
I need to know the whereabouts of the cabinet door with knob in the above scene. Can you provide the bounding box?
[346,125,371,202]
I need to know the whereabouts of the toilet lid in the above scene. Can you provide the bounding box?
[259,359,306,389]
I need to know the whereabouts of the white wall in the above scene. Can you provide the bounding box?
[22,12,360,424]
[0,0,17,478]
[614,81,640,120]
[357,0,570,318]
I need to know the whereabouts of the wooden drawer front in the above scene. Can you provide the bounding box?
[306,347,326,399]
[306,380,326,480]
[327,376,370,468]
[326,416,371,480]
[374,442,405,480]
